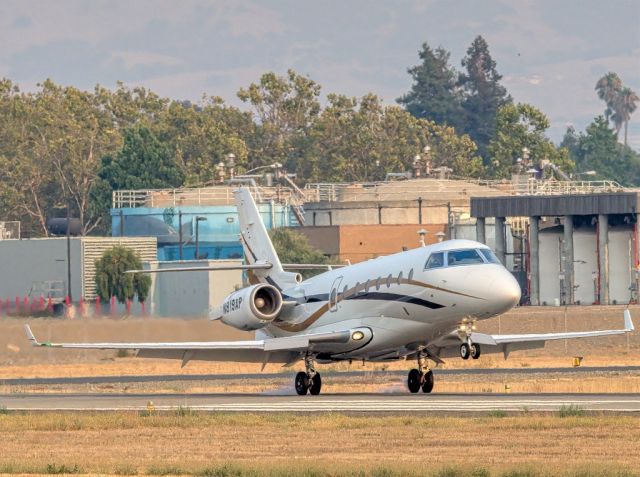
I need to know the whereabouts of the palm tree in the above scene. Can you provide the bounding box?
[615,87,639,146]
[595,72,622,121]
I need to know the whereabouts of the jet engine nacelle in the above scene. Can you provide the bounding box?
[220,284,283,331]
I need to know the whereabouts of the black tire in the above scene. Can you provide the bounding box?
[470,343,481,359]
[309,372,322,395]
[460,343,471,360]
[421,370,434,393]
[295,371,309,395]
[408,368,421,393]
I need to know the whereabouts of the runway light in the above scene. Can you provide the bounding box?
[352,331,365,341]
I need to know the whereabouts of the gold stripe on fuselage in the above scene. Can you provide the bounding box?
[271,277,483,332]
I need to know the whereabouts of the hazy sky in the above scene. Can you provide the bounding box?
[1,0,639,149]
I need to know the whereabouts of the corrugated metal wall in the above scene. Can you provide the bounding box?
[81,237,157,300]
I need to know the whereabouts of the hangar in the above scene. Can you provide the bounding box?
[472,192,640,306]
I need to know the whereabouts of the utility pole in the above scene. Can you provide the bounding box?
[66,202,72,303]
[178,211,183,260]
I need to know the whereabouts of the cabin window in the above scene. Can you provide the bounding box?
[342,285,349,298]
[408,269,414,281]
[447,249,485,266]
[364,279,370,293]
[376,277,381,290]
[386,274,393,288]
[354,282,361,295]
[479,248,501,264]
[397,271,403,285]
[425,252,444,269]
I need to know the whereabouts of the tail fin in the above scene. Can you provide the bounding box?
[235,188,300,290]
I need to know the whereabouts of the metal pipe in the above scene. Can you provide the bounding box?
[178,211,183,261]
[417,197,423,224]
[66,203,72,303]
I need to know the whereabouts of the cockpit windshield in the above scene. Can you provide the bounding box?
[424,248,500,270]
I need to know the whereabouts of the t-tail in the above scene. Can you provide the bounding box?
[235,187,301,290]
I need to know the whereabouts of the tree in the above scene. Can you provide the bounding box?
[458,36,511,160]
[571,116,640,186]
[595,72,623,122]
[595,73,638,145]
[398,43,462,128]
[238,70,321,172]
[95,246,151,303]
[154,97,250,186]
[302,93,483,182]
[614,87,639,146]
[488,103,573,178]
[0,79,121,236]
[269,228,328,278]
[90,125,184,228]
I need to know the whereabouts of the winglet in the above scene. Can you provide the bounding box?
[24,324,40,346]
[624,309,635,332]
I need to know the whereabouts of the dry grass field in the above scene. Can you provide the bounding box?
[0,411,638,476]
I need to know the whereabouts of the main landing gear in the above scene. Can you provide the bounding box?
[295,354,322,395]
[407,352,434,394]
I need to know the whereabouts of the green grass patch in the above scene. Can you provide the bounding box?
[558,404,585,417]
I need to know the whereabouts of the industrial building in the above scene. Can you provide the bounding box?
[472,189,639,306]
[0,236,242,316]
[111,186,300,260]
[0,236,157,302]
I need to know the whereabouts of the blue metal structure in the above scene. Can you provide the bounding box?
[111,203,295,260]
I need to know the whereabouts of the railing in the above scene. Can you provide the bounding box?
[114,178,627,209]
[113,186,320,209]
[304,179,626,202]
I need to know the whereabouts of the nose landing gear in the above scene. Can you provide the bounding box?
[407,352,434,394]
[460,342,481,360]
[295,354,322,395]
[458,320,481,360]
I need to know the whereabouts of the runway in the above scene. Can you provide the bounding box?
[3,366,638,386]
[2,392,640,412]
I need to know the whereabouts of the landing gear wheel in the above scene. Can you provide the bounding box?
[309,372,322,395]
[408,368,422,393]
[295,371,309,395]
[470,343,481,360]
[460,343,471,360]
[421,370,434,393]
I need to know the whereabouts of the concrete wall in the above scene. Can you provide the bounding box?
[574,228,598,305]
[295,224,446,264]
[305,201,452,226]
[338,224,445,263]
[147,260,243,317]
[610,227,634,304]
[0,238,83,301]
[539,229,562,305]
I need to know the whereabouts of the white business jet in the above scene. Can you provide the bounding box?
[25,188,634,395]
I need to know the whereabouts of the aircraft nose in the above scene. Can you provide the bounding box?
[490,270,521,313]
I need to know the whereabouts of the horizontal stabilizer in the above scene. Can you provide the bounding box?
[281,263,346,270]
[125,261,273,274]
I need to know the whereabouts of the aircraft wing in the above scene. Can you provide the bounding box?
[24,325,351,365]
[432,310,634,359]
